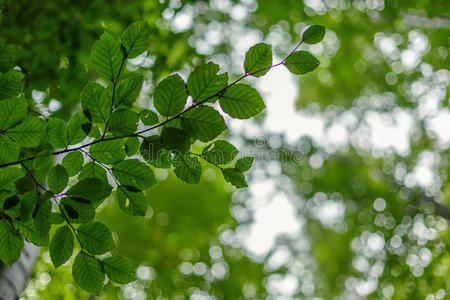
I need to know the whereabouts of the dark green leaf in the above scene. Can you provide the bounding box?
[108,108,138,137]
[91,32,124,82]
[67,112,89,145]
[47,165,69,194]
[61,151,84,177]
[161,127,191,153]
[173,155,202,184]
[139,109,158,126]
[284,51,320,75]
[154,74,187,116]
[222,168,248,188]
[66,178,112,204]
[187,63,228,103]
[302,25,326,44]
[219,84,265,119]
[125,137,140,156]
[77,222,114,255]
[140,136,172,168]
[0,70,24,100]
[47,118,68,148]
[0,96,27,130]
[115,74,143,107]
[50,226,74,268]
[89,139,126,164]
[112,159,156,191]
[0,219,24,266]
[244,43,272,77]
[116,186,148,216]
[121,21,150,58]
[81,82,110,124]
[73,251,104,294]
[180,106,226,142]
[102,256,136,284]
[202,140,238,165]
[235,156,254,172]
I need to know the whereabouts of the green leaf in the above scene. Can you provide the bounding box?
[50,226,74,268]
[154,74,187,117]
[0,136,19,163]
[173,155,202,184]
[19,190,37,222]
[187,63,228,103]
[0,41,15,72]
[91,32,124,82]
[116,186,148,216]
[202,140,238,165]
[32,201,51,246]
[161,127,191,153]
[121,21,150,58]
[302,25,326,44]
[108,108,138,137]
[0,70,24,100]
[235,156,254,172]
[140,136,172,168]
[77,222,115,255]
[0,219,24,265]
[47,165,69,194]
[89,139,126,164]
[0,96,27,130]
[284,51,320,75]
[61,197,95,223]
[115,74,143,107]
[73,251,104,294]
[7,117,46,147]
[47,117,68,148]
[78,162,108,182]
[112,159,156,191]
[67,112,90,145]
[67,178,112,204]
[222,168,248,188]
[0,166,25,191]
[62,151,84,177]
[81,82,110,124]
[102,256,136,284]
[125,137,140,156]
[244,43,272,77]
[219,84,265,119]
[180,106,226,142]
[139,109,158,126]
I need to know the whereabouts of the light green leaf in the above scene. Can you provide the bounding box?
[108,108,138,137]
[102,256,136,284]
[67,112,90,145]
[0,219,24,266]
[139,109,158,126]
[91,32,124,82]
[0,70,24,100]
[112,159,156,191]
[47,165,69,194]
[89,139,126,164]
[115,74,143,107]
[47,118,68,148]
[7,117,46,147]
[202,140,238,165]
[116,186,148,216]
[302,25,326,44]
[222,168,248,188]
[173,155,202,184]
[244,43,272,77]
[125,137,140,156]
[235,156,254,172]
[50,226,74,268]
[67,178,112,204]
[78,162,108,182]
[0,96,27,130]
[121,21,150,58]
[187,63,228,103]
[62,151,84,177]
[284,51,320,75]
[73,251,104,294]
[154,74,187,116]
[81,82,110,124]
[180,106,226,142]
[77,222,115,255]
[219,84,265,119]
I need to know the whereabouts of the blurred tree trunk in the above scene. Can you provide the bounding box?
[0,243,40,300]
